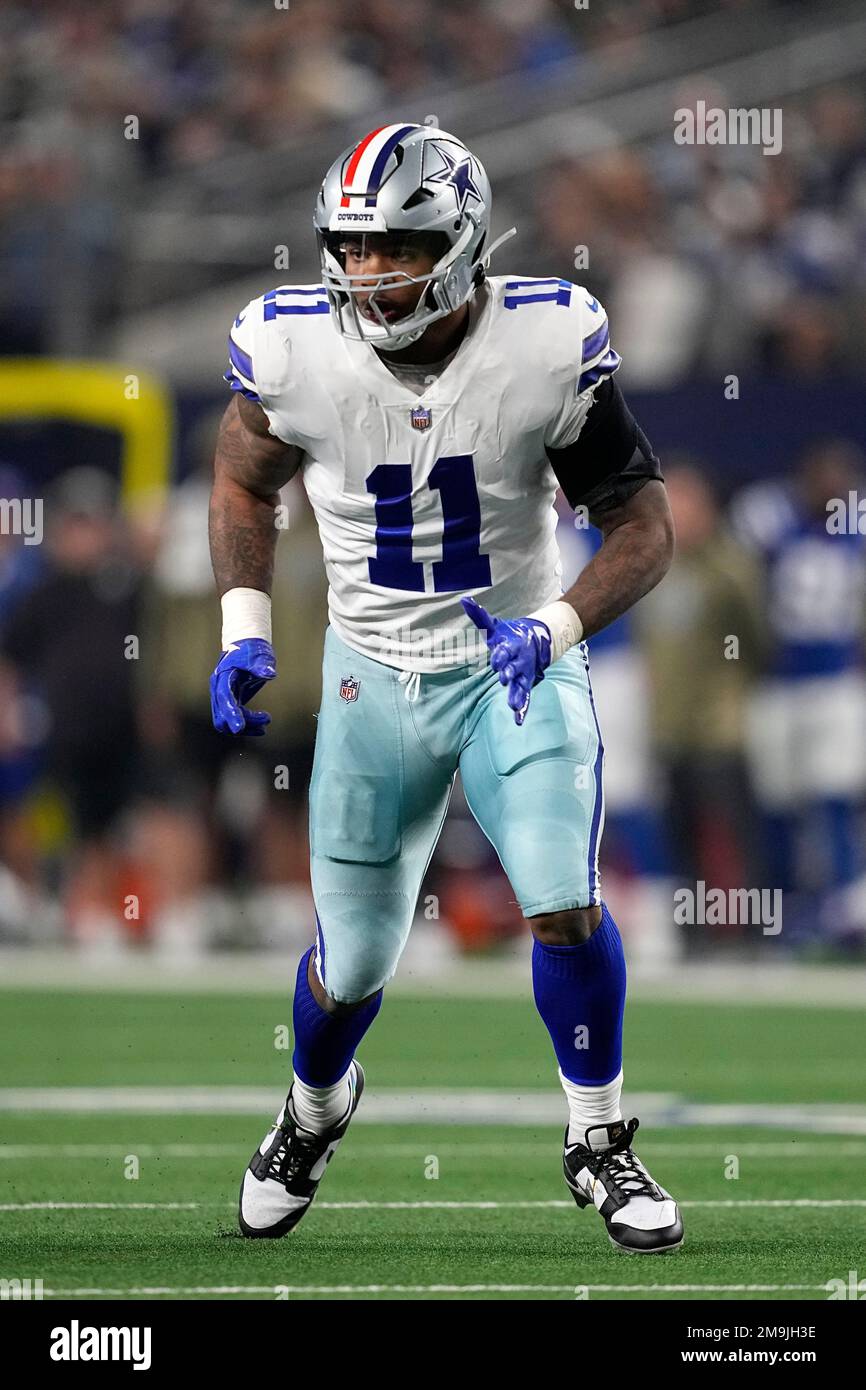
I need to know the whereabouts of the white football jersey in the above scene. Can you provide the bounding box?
[225,275,621,671]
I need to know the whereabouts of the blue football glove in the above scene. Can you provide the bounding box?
[210,638,276,736]
[461,595,552,726]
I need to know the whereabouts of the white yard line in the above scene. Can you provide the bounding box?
[2,1198,865,1211]
[0,1202,203,1211]
[0,1145,243,1159]
[0,946,864,1006]
[2,1087,866,1134]
[3,1140,866,1159]
[0,1086,674,1122]
[35,1282,829,1297]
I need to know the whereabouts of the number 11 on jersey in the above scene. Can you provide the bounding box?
[366,454,492,593]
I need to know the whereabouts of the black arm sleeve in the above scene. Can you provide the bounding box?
[545,376,663,515]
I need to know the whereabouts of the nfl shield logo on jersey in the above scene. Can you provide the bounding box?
[410,406,432,430]
[339,675,360,703]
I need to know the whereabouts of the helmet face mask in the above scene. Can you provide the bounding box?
[318,227,467,351]
[313,124,513,352]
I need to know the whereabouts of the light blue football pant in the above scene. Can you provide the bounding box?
[309,624,605,1002]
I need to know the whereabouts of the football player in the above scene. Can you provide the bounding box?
[732,442,866,897]
[209,123,681,1253]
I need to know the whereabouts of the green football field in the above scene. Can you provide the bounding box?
[1,987,864,1301]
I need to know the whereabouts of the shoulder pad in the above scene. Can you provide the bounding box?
[224,285,329,402]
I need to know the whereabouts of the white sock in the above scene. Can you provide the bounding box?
[560,1067,624,1148]
[289,1063,355,1135]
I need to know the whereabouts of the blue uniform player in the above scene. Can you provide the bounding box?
[733,443,866,894]
[208,124,680,1253]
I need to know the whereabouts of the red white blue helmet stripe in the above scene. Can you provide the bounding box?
[340,123,419,208]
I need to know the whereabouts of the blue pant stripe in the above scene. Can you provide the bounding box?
[584,657,605,905]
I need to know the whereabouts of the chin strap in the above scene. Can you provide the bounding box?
[367,323,428,353]
[337,298,426,353]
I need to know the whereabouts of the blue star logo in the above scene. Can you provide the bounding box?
[427,144,483,215]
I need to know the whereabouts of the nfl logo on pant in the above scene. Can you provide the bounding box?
[411,406,432,430]
[340,676,360,702]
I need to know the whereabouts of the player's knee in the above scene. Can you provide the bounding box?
[528,904,602,946]
[318,987,382,1017]
[312,889,411,1006]
[307,951,383,1014]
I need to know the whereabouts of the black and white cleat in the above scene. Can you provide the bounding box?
[563,1116,684,1254]
[238,1061,364,1239]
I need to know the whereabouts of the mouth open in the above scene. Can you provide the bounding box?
[361,302,402,323]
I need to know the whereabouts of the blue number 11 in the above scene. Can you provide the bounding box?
[366,453,491,593]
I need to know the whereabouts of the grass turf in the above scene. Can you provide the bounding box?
[1,989,864,1300]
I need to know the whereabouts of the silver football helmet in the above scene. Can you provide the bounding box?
[314,122,515,352]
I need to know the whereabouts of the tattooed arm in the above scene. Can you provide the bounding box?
[561,480,675,639]
[209,393,303,596]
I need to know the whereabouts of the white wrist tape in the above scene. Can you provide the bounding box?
[220,587,272,650]
[527,599,584,662]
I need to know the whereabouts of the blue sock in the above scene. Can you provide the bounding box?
[764,811,797,891]
[291,946,383,1086]
[532,903,626,1085]
[822,797,860,886]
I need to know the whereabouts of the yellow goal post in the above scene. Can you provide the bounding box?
[0,360,173,511]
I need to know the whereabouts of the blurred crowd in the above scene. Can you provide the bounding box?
[1,0,865,382]
[0,429,864,960]
[536,81,866,385]
[0,0,773,175]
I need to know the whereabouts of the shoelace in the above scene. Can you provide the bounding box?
[398,669,422,703]
[266,1123,325,1187]
[583,1119,661,1199]
[266,1075,357,1188]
